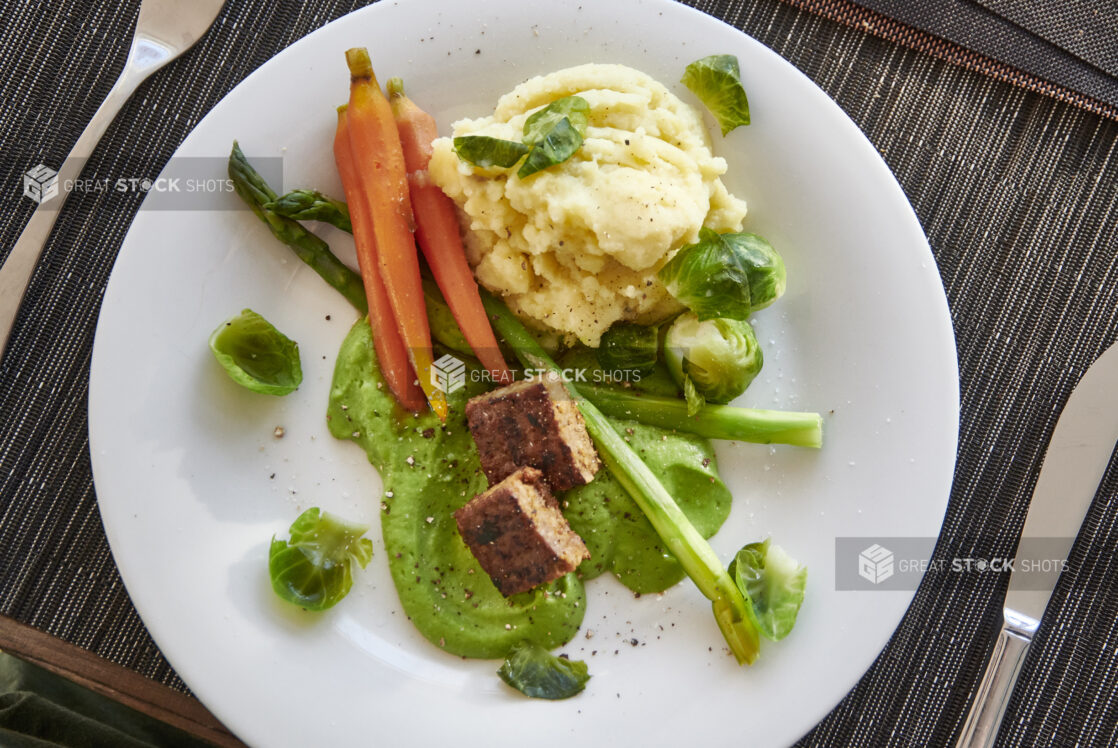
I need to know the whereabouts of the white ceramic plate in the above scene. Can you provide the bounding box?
[89,0,958,745]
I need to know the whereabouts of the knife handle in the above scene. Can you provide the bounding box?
[955,619,1032,748]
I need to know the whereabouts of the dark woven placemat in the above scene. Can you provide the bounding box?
[847,0,1118,112]
[1,0,1116,745]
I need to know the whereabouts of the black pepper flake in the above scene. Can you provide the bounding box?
[702,457,711,468]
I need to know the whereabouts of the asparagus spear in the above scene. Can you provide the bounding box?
[228,141,368,314]
[579,383,822,447]
[264,189,353,233]
[479,289,761,664]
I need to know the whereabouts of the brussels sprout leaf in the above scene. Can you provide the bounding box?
[209,309,302,396]
[453,135,530,168]
[268,508,373,611]
[682,374,705,416]
[658,229,786,320]
[522,96,590,144]
[518,116,583,178]
[497,641,590,699]
[455,96,590,178]
[728,539,807,641]
[597,322,659,375]
[681,54,750,135]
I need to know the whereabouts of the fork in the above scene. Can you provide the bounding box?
[0,0,226,357]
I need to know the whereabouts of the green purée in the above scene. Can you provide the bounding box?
[327,318,732,657]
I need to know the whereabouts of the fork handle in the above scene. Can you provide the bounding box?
[955,619,1032,748]
[0,43,151,357]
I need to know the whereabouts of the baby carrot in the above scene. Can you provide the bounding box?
[333,107,426,412]
[344,48,447,420]
[387,77,514,386]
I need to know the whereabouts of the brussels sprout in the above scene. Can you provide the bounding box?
[725,232,786,312]
[268,507,373,611]
[596,322,658,375]
[728,538,807,641]
[664,312,762,407]
[657,229,786,320]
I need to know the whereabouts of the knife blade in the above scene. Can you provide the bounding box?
[957,340,1118,748]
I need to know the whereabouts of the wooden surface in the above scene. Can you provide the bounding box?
[0,614,244,747]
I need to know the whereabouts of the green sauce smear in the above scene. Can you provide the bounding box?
[328,319,731,658]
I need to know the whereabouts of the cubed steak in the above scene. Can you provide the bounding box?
[465,376,600,491]
[454,466,590,597]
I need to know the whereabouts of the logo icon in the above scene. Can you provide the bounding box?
[431,353,466,395]
[23,164,59,204]
[858,543,894,584]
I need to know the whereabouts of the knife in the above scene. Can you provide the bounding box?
[956,341,1118,748]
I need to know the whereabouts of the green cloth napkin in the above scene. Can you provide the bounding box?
[0,653,211,748]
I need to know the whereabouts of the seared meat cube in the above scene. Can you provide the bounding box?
[454,466,590,596]
[465,376,599,491]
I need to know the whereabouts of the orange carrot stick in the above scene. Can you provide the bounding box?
[344,48,447,420]
[333,107,426,412]
[387,77,514,386]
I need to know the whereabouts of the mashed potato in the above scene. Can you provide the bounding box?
[428,63,747,347]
